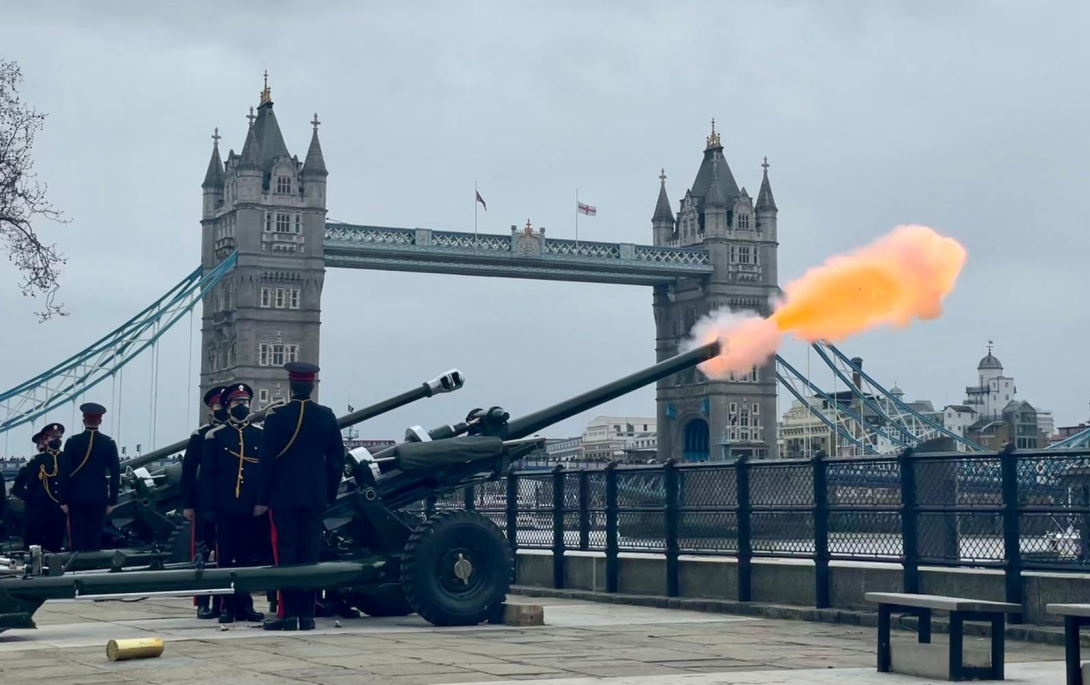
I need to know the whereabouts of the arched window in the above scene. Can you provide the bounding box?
[275,176,292,194]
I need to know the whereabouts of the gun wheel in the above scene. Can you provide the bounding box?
[351,584,415,617]
[400,509,512,627]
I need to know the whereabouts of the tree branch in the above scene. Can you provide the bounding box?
[0,58,69,322]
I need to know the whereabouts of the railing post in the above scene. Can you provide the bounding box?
[735,454,752,602]
[664,459,680,597]
[605,461,619,593]
[506,465,519,584]
[578,469,590,551]
[812,449,831,609]
[464,484,475,510]
[552,464,566,589]
[425,495,437,518]
[999,442,1024,623]
[898,448,919,594]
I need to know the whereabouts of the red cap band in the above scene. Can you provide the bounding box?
[226,389,249,402]
[288,371,316,382]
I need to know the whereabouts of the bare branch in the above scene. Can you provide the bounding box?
[0,58,69,322]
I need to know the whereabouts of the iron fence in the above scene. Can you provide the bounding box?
[415,445,1090,611]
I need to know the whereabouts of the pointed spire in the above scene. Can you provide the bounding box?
[705,157,727,208]
[238,109,260,170]
[652,168,674,223]
[302,112,328,177]
[756,156,778,212]
[202,127,225,189]
[259,70,272,106]
[706,118,722,150]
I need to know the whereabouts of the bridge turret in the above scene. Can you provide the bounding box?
[199,74,328,420]
[201,128,224,220]
[301,113,328,208]
[651,169,675,246]
[755,157,779,286]
[654,120,781,462]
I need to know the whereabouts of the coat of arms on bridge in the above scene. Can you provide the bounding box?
[514,219,543,257]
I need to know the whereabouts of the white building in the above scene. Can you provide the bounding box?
[544,437,583,462]
[942,405,977,445]
[1037,410,1055,438]
[964,344,1016,420]
[581,416,657,462]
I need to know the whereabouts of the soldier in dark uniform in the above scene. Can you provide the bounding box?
[23,423,68,552]
[259,362,346,631]
[199,383,266,624]
[182,385,227,619]
[57,403,120,552]
[11,430,47,504]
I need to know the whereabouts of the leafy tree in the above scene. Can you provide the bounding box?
[1,58,67,321]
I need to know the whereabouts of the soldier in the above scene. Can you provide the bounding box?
[259,362,346,632]
[23,423,67,552]
[199,383,266,624]
[57,403,120,552]
[182,385,227,619]
[11,430,47,503]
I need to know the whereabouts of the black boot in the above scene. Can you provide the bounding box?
[197,607,218,620]
[299,617,316,631]
[218,611,234,624]
[262,617,298,631]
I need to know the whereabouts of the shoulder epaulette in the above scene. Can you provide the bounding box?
[191,423,209,437]
[205,424,225,439]
[265,406,279,417]
[251,424,264,431]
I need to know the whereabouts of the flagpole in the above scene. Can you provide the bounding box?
[474,180,478,248]
[575,188,580,248]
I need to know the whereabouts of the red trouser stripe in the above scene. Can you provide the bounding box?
[268,510,283,619]
[191,519,198,606]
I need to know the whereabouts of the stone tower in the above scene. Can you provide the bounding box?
[652,121,780,461]
[199,75,328,417]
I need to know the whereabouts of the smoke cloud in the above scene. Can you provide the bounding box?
[681,225,968,379]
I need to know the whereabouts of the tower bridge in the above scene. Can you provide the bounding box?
[5,78,1086,458]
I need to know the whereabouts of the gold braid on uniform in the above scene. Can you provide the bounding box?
[230,423,259,499]
[71,432,95,476]
[275,399,309,458]
[38,450,60,503]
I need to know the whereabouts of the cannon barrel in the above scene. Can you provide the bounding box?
[117,370,465,471]
[337,370,463,429]
[504,340,721,439]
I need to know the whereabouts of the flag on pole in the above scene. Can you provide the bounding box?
[476,191,487,211]
[577,201,596,216]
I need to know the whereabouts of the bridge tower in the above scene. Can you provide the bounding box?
[652,121,780,461]
[199,76,328,417]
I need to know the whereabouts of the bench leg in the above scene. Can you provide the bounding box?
[990,613,1005,680]
[1065,616,1082,685]
[949,613,965,681]
[877,604,892,673]
[918,608,932,644]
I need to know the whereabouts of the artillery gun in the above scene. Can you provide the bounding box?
[0,341,721,632]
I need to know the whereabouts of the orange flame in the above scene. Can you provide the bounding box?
[686,225,968,379]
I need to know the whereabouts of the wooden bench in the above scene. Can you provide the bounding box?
[866,592,1021,681]
[1046,604,1090,685]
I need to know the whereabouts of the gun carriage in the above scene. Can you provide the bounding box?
[0,341,721,632]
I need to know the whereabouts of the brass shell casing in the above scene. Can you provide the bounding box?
[106,637,165,662]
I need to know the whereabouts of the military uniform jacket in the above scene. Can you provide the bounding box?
[58,429,121,506]
[24,450,64,511]
[199,421,264,515]
[259,398,346,510]
[181,423,215,509]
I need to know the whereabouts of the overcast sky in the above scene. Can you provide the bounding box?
[2,1,1087,456]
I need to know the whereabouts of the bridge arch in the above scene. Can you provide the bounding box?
[681,416,710,462]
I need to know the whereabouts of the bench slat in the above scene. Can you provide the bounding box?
[1046,603,1090,618]
[865,592,1021,613]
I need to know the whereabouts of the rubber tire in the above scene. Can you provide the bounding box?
[352,584,415,617]
[401,510,512,627]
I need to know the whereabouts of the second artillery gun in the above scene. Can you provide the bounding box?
[0,340,722,632]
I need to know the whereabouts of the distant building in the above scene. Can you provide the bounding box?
[581,416,657,462]
[1037,410,1056,438]
[953,344,1046,450]
[344,439,396,452]
[545,437,583,462]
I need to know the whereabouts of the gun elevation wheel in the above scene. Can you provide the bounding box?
[351,584,414,617]
[400,509,511,627]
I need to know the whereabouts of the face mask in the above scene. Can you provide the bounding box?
[230,404,250,421]
[47,438,62,450]
[213,407,229,423]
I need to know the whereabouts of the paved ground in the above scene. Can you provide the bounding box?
[0,595,1069,684]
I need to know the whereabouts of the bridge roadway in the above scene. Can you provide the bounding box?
[0,594,1064,684]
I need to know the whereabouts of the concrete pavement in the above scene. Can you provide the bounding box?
[0,595,1068,684]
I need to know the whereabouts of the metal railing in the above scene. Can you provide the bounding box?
[418,445,1090,613]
